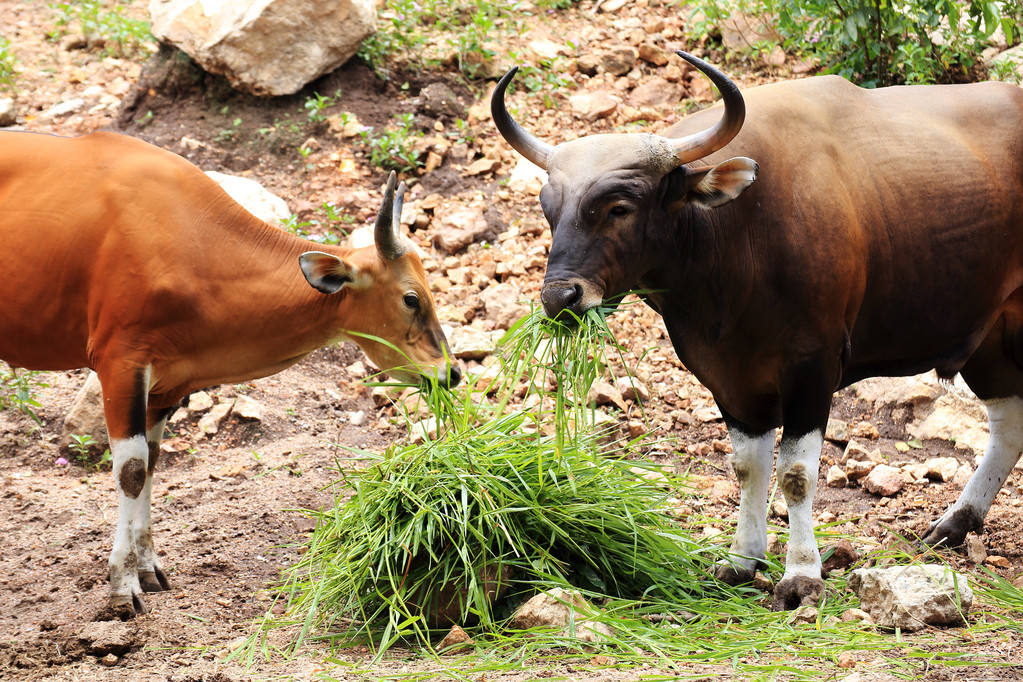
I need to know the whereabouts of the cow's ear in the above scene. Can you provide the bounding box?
[299,251,363,294]
[661,157,758,211]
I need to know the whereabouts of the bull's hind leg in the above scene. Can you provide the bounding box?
[93,362,154,621]
[924,315,1023,548]
[136,407,173,593]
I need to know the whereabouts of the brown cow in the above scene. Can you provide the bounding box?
[0,130,459,619]
[492,52,1023,609]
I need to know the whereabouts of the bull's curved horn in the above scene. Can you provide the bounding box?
[671,51,746,164]
[375,171,408,261]
[491,67,554,170]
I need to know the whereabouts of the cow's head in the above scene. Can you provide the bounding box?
[492,51,758,320]
[300,172,461,387]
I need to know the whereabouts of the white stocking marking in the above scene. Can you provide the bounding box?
[777,430,823,581]
[109,434,149,604]
[725,428,775,572]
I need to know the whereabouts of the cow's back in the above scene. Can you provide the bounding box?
[0,131,244,370]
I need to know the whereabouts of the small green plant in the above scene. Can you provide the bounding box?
[214,117,243,143]
[303,89,341,123]
[48,0,152,59]
[358,113,423,172]
[0,36,17,91]
[0,364,47,424]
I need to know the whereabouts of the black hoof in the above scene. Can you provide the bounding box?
[714,563,757,586]
[921,507,984,549]
[771,575,825,611]
[140,568,171,593]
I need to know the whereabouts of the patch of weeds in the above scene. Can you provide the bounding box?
[0,36,17,91]
[48,0,152,59]
[214,115,243,144]
[0,364,48,424]
[358,112,423,173]
[281,202,354,245]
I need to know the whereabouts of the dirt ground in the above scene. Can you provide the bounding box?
[2,1,1023,680]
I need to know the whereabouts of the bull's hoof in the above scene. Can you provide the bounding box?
[139,568,171,593]
[714,563,757,586]
[771,575,825,611]
[93,594,147,621]
[921,507,984,549]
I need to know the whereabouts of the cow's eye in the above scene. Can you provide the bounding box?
[403,293,420,310]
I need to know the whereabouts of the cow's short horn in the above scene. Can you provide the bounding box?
[670,51,746,165]
[491,67,554,170]
[375,171,408,261]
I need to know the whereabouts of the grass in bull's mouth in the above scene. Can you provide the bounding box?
[243,305,1023,678]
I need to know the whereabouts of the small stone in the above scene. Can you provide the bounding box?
[845,459,876,480]
[348,410,367,426]
[925,456,960,482]
[862,464,905,496]
[966,535,987,564]
[837,651,856,669]
[822,540,859,574]
[588,380,627,411]
[198,402,233,436]
[233,395,263,421]
[840,608,875,625]
[446,326,503,360]
[616,375,650,403]
[841,440,871,463]
[638,42,670,66]
[825,418,850,444]
[770,498,788,519]
[787,605,818,624]
[952,463,973,488]
[826,465,848,488]
[100,653,119,667]
[851,421,880,439]
[437,624,474,652]
[569,90,619,121]
[985,555,1010,568]
[188,391,215,414]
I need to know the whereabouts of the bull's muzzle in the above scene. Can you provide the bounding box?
[541,281,585,321]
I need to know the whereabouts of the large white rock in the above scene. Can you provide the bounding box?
[150,0,377,96]
[848,564,973,632]
[205,171,291,224]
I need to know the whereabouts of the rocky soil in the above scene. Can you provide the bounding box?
[1,1,1023,680]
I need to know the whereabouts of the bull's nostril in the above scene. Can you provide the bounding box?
[541,283,583,317]
[447,365,462,387]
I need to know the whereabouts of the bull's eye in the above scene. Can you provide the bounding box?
[609,205,629,218]
[403,293,421,310]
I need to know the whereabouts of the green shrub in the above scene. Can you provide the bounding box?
[49,0,152,59]
[0,364,48,424]
[358,112,423,172]
[692,0,1017,86]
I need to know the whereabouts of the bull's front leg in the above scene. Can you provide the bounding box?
[770,428,825,610]
[716,419,775,585]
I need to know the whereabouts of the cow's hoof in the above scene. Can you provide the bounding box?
[140,568,171,593]
[920,507,984,549]
[93,593,147,621]
[714,563,757,586]
[771,575,824,611]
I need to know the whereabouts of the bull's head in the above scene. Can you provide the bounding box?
[492,51,758,320]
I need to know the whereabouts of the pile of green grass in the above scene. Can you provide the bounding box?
[244,307,1023,678]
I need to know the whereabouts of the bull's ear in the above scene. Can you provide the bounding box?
[299,251,362,294]
[661,157,758,211]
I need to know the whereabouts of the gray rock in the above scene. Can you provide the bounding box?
[599,47,635,76]
[825,417,850,444]
[149,0,376,96]
[826,464,848,488]
[417,82,462,119]
[848,564,973,631]
[39,98,85,120]
[925,456,960,482]
[62,372,108,452]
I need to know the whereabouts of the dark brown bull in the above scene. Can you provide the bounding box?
[493,52,1023,609]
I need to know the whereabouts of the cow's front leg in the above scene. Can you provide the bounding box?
[93,364,153,621]
[771,428,825,610]
[715,421,775,585]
